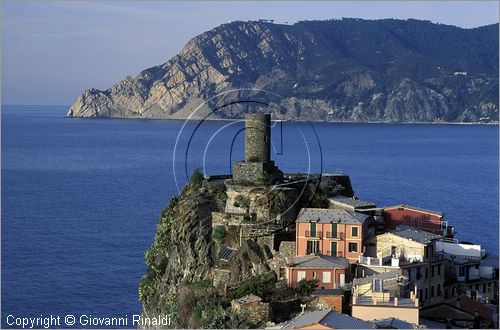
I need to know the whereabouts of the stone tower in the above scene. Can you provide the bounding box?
[245,114,271,163]
[232,114,283,184]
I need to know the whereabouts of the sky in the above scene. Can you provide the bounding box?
[1,1,499,106]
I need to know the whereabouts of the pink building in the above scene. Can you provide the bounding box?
[295,208,370,264]
[285,255,349,290]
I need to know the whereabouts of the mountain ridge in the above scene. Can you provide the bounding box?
[67,18,499,122]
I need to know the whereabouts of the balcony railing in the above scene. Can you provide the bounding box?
[326,251,343,258]
[326,232,345,239]
[305,231,323,238]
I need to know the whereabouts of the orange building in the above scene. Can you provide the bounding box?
[295,208,370,264]
[285,255,349,290]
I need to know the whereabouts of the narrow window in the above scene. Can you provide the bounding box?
[438,264,441,276]
[297,271,306,281]
[432,265,435,277]
[351,226,358,237]
[431,286,434,297]
[323,271,331,283]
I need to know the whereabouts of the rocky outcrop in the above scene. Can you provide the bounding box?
[68,19,499,122]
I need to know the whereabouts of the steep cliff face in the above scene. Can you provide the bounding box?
[68,19,499,122]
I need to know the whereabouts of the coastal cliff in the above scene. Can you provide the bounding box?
[67,18,499,123]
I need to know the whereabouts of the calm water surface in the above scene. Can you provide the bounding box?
[2,105,498,327]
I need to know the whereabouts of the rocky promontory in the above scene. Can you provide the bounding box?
[68,18,499,122]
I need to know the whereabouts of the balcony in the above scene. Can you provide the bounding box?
[305,231,323,238]
[326,251,344,258]
[326,232,345,240]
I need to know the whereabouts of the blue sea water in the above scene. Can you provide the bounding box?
[2,105,498,328]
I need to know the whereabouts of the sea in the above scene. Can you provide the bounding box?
[2,105,498,328]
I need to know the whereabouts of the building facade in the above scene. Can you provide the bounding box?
[285,255,349,290]
[295,208,370,264]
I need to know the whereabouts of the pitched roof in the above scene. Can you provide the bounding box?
[384,204,444,217]
[329,196,376,208]
[283,310,375,329]
[289,255,349,269]
[391,227,441,244]
[371,317,416,329]
[283,309,331,329]
[445,296,493,320]
[320,310,376,329]
[296,208,369,225]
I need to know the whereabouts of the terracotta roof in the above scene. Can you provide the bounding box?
[445,296,493,320]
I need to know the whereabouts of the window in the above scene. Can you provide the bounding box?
[306,240,319,254]
[425,288,428,300]
[348,242,358,252]
[419,289,423,301]
[425,267,428,279]
[407,268,412,281]
[310,222,317,237]
[331,223,337,238]
[438,264,441,276]
[323,271,331,283]
[297,271,306,281]
[438,284,441,295]
[330,242,337,257]
[312,271,317,279]
[431,286,434,298]
[372,278,384,292]
[432,265,435,277]
[351,226,358,237]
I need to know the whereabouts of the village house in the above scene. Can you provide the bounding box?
[438,240,499,305]
[285,255,349,290]
[282,309,375,329]
[351,272,420,325]
[383,205,454,237]
[295,208,370,266]
[362,228,445,307]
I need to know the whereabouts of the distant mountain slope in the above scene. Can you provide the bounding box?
[67,18,499,122]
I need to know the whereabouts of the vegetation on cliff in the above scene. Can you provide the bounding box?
[139,169,327,328]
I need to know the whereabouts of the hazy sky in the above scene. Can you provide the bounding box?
[2,1,498,105]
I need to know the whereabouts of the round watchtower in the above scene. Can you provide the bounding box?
[245,114,271,163]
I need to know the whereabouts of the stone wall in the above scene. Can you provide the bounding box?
[245,114,271,163]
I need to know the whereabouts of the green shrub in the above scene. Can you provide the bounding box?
[188,279,213,289]
[295,279,320,296]
[190,168,205,190]
[192,306,202,321]
[229,272,277,301]
[212,225,225,241]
